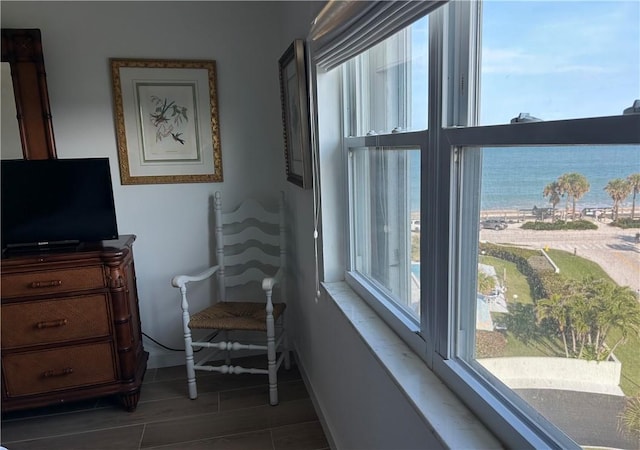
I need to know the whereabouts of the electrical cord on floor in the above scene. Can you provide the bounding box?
[142,331,219,353]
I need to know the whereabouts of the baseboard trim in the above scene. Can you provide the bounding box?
[293,345,338,450]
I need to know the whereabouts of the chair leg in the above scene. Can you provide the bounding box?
[183,326,197,400]
[180,286,198,399]
[267,336,278,406]
[282,315,291,370]
[266,313,278,405]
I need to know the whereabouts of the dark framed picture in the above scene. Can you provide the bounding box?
[278,40,312,189]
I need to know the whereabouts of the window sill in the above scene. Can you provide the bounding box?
[322,281,502,449]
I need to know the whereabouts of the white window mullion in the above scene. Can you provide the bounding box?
[425,4,448,357]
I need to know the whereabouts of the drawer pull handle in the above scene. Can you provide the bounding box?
[35,319,68,329]
[43,367,73,378]
[30,280,63,289]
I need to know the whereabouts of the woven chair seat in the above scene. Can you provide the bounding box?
[189,301,286,331]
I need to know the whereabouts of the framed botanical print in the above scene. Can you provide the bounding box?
[110,58,223,184]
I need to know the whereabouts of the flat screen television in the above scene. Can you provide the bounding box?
[1,158,119,252]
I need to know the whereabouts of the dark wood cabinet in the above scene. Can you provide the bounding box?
[1,235,148,412]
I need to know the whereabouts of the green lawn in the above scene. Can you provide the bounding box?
[608,327,640,397]
[545,248,615,282]
[499,329,565,358]
[479,255,533,304]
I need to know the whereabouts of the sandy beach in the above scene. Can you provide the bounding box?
[480,222,640,293]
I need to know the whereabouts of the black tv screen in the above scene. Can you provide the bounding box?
[1,158,119,250]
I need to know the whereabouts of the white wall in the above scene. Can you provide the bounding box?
[3,3,484,448]
[277,3,447,448]
[2,1,293,367]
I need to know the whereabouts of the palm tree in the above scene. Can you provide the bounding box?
[542,181,562,221]
[569,294,594,358]
[602,285,640,360]
[565,173,590,219]
[536,293,570,357]
[557,173,572,218]
[557,173,590,219]
[604,178,632,221]
[627,173,640,220]
[477,271,496,296]
[619,395,640,446]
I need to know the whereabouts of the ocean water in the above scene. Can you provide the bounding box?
[409,145,640,212]
[480,145,640,211]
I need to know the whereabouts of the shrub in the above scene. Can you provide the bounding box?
[479,243,549,299]
[611,218,640,229]
[619,395,640,443]
[521,220,598,230]
[527,255,555,274]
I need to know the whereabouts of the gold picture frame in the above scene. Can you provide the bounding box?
[279,40,312,189]
[110,58,223,184]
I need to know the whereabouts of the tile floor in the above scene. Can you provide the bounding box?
[0,356,330,450]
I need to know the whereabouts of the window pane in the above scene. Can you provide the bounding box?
[480,1,640,125]
[461,144,640,448]
[350,146,421,320]
[344,16,429,136]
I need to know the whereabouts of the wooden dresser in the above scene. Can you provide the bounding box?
[1,235,148,413]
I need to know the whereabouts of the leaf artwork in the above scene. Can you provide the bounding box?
[149,95,189,144]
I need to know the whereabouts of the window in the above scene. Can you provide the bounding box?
[340,16,430,346]
[314,0,640,447]
[349,144,422,321]
[344,16,429,135]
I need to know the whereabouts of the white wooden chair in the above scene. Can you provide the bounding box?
[171,191,290,405]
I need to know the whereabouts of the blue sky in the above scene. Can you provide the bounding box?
[481,0,640,124]
[407,1,640,128]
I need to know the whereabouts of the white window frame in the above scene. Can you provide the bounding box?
[314,0,640,448]
[344,131,429,355]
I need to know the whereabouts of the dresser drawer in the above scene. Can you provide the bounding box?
[1,294,111,349]
[2,342,117,397]
[1,265,106,299]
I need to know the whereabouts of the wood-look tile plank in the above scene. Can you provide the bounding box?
[140,398,319,448]
[1,398,101,421]
[138,377,191,403]
[144,367,158,382]
[0,391,219,443]
[0,355,329,450]
[138,366,302,404]
[145,429,274,450]
[148,364,186,383]
[271,421,330,450]
[219,380,311,411]
[2,424,145,450]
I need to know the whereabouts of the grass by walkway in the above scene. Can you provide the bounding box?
[545,248,615,283]
[479,255,533,304]
[609,327,640,396]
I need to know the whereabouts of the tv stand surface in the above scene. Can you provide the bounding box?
[0,234,148,413]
